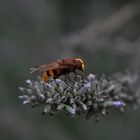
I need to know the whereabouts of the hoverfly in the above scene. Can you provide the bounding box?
[30,58,84,82]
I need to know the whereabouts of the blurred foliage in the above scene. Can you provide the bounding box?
[1,0,140,140]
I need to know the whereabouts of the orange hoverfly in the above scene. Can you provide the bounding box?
[30,58,85,82]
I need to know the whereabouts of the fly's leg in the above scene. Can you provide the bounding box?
[73,71,84,82]
[64,75,68,83]
[65,74,74,85]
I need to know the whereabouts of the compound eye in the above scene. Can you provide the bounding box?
[75,58,84,71]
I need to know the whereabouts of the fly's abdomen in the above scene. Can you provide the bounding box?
[42,72,49,81]
[42,69,62,81]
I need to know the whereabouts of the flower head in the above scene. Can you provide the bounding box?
[19,72,140,121]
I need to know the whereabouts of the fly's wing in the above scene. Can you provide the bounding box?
[30,64,52,73]
[30,60,67,73]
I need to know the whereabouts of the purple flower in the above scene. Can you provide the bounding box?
[114,101,122,107]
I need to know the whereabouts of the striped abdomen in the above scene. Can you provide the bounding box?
[42,69,61,81]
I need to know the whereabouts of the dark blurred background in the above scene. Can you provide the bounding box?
[1,0,140,140]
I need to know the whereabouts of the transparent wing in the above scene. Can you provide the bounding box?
[30,60,67,73]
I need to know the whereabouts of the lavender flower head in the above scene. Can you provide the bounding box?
[19,72,140,121]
